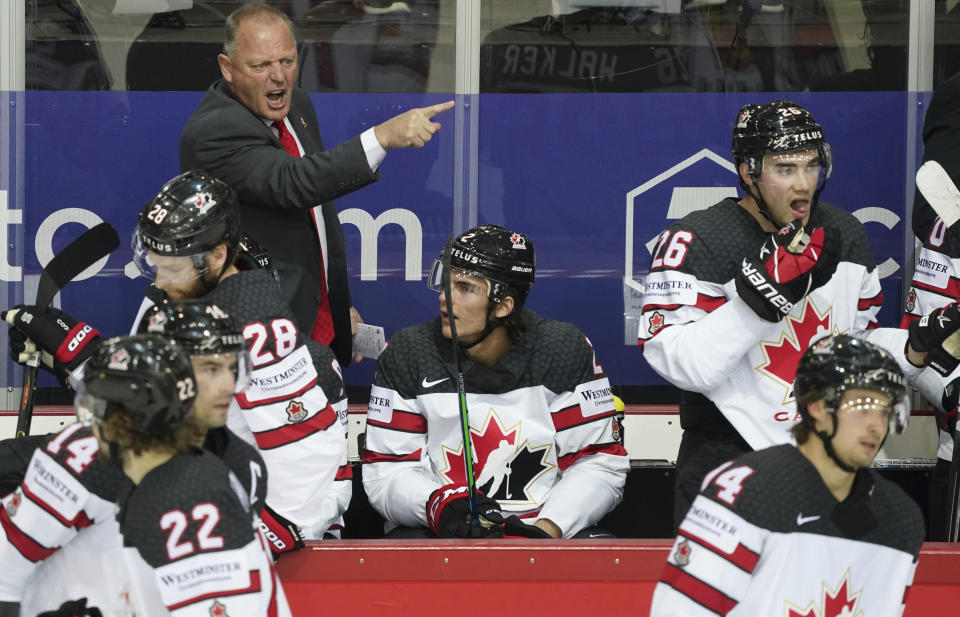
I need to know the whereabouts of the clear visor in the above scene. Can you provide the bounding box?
[756,151,827,193]
[69,369,101,426]
[132,233,207,284]
[233,350,253,394]
[426,260,495,300]
[837,392,910,434]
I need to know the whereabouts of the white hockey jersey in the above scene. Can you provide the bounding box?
[650,445,923,617]
[204,269,351,539]
[0,423,129,610]
[362,312,629,538]
[639,199,919,449]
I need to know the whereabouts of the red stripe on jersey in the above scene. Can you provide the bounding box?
[900,313,920,329]
[557,443,627,471]
[253,406,337,450]
[679,529,760,573]
[235,377,319,409]
[857,292,884,311]
[361,448,422,464]
[0,506,56,563]
[167,570,263,610]
[551,405,618,432]
[20,482,92,530]
[366,409,427,434]
[913,277,960,300]
[660,562,737,615]
[643,294,726,314]
[335,464,353,480]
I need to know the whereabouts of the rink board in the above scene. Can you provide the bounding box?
[276,540,960,616]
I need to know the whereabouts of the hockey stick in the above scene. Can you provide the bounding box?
[916,159,960,228]
[7,221,120,438]
[441,234,480,527]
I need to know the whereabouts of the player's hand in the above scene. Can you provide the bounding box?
[426,483,503,538]
[259,504,305,559]
[374,101,454,149]
[735,221,841,322]
[350,305,364,364]
[2,305,101,387]
[37,597,103,617]
[502,515,555,539]
[909,301,960,376]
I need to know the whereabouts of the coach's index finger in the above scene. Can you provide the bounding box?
[423,100,455,119]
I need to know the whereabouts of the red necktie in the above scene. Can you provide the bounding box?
[273,120,336,347]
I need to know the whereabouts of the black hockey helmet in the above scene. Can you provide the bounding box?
[236,231,280,284]
[138,300,245,356]
[794,334,909,435]
[731,100,833,180]
[132,170,241,280]
[428,224,536,308]
[76,334,197,437]
[137,300,251,393]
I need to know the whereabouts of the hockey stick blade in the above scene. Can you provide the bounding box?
[36,221,120,307]
[13,221,120,437]
[916,160,960,228]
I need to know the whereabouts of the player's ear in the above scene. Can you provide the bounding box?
[208,242,229,271]
[493,295,515,320]
[738,162,754,188]
[218,53,233,82]
[806,398,828,428]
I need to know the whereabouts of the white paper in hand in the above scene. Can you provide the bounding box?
[917,159,960,228]
[352,323,387,359]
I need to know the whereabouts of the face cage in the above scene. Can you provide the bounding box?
[426,259,507,303]
[132,231,210,284]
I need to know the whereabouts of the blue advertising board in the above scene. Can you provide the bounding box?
[2,90,918,391]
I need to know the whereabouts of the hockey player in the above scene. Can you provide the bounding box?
[362,225,629,539]
[899,72,960,540]
[74,334,290,616]
[638,99,953,528]
[0,302,267,616]
[649,334,924,617]
[132,170,350,551]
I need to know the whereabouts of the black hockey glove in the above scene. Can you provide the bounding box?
[259,504,305,559]
[502,515,553,539]
[426,484,504,538]
[38,598,103,617]
[2,305,101,388]
[909,301,960,376]
[735,221,841,322]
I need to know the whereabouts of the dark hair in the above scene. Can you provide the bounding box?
[101,402,197,457]
[223,4,296,56]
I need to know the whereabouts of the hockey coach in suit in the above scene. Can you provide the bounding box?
[180,2,453,365]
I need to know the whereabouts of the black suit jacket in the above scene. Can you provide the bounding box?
[180,80,379,365]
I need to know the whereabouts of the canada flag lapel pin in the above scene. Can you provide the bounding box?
[300,117,308,129]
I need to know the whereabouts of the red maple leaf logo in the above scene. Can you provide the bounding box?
[209,601,228,617]
[439,411,519,485]
[786,572,861,617]
[648,311,665,335]
[757,299,833,404]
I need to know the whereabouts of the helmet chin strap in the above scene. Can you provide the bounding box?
[813,412,856,474]
[458,306,504,350]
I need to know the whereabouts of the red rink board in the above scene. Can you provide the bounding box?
[277,540,960,616]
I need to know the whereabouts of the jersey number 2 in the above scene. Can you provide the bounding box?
[651,230,692,269]
[160,504,225,560]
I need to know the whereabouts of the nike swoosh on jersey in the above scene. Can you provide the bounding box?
[796,513,821,526]
[422,377,450,388]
